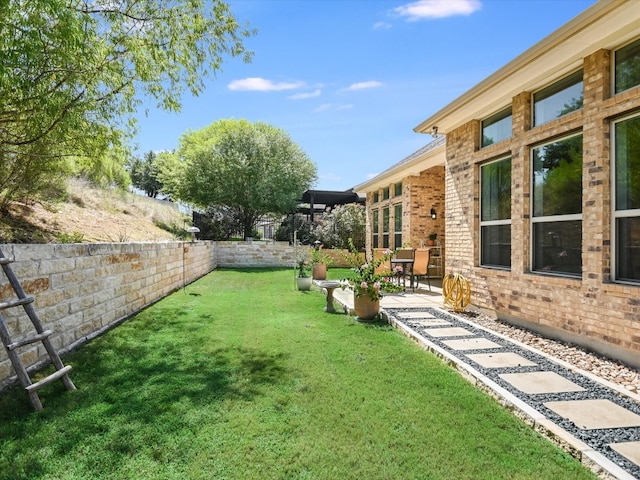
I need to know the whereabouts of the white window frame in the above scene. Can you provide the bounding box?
[611,113,640,284]
[479,156,512,269]
[530,133,583,277]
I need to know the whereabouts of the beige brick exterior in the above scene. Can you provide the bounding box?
[356,2,640,368]
[364,169,445,262]
[445,49,640,368]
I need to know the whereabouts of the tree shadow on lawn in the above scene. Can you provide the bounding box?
[0,320,290,479]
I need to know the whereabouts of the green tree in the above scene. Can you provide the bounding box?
[162,119,317,239]
[130,151,163,198]
[0,0,253,210]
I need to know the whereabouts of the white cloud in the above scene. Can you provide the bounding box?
[228,77,304,91]
[344,81,383,91]
[288,89,322,100]
[394,0,481,21]
[314,103,353,113]
[373,21,392,30]
[366,172,380,180]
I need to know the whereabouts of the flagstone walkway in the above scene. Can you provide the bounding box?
[328,285,640,480]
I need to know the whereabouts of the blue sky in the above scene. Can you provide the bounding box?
[134,0,597,191]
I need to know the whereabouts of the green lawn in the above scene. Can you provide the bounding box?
[0,268,597,480]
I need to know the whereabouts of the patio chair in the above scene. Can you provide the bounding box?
[393,248,415,289]
[411,248,431,291]
[373,248,392,276]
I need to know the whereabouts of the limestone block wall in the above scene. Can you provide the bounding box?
[215,241,298,268]
[0,241,216,388]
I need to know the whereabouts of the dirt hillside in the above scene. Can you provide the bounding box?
[0,178,190,244]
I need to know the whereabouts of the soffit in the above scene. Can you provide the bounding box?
[353,139,446,194]
[414,0,640,135]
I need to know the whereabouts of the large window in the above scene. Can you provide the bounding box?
[482,108,512,147]
[480,158,511,268]
[531,134,583,275]
[393,204,402,248]
[533,70,583,127]
[613,114,640,283]
[372,209,379,249]
[382,207,390,248]
[615,37,640,94]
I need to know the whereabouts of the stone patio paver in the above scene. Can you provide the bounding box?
[441,337,502,351]
[543,399,640,429]
[499,371,586,394]
[466,352,537,368]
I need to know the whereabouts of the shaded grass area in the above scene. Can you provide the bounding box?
[0,268,596,480]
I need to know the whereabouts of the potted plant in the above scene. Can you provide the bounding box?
[295,259,313,291]
[427,232,438,246]
[340,238,401,320]
[311,242,332,280]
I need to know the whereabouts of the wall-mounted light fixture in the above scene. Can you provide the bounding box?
[431,126,438,138]
[430,208,437,220]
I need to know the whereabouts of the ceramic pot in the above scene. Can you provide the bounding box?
[312,263,327,280]
[353,294,380,320]
[296,276,313,291]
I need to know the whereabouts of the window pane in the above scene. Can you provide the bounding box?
[532,220,582,275]
[394,182,402,196]
[383,188,390,200]
[372,210,379,248]
[481,158,511,221]
[481,225,511,268]
[373,192,379,203]
[532,135,583,217]
[533,71,583,126]
[617,216,640,281]
[615,116,640,211]
[615,38,640,94]
[394,204,402,247]
[482,108,512,147]
[382,207,389,248]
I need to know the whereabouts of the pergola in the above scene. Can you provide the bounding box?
[298,189,365,222]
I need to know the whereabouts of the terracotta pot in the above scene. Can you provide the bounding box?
[353,294,380,320]
[312,263,327,280]
[296,276,313,291]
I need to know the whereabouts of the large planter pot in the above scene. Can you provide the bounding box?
[353,294,380,320]
[312,263,327,280]
[296,276,313,291]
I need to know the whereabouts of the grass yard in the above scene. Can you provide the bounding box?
[0,268,597,480]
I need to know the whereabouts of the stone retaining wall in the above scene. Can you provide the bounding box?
[0,241,215,389]
[0,240,352,389]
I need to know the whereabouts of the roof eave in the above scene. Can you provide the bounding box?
[414,0,638,135]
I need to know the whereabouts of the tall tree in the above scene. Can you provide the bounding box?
[130,151,163,197]
[161,119,317,239]
[0,0,253,210]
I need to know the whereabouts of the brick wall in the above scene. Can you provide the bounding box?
[365,170,446,261]
[445,49,640,368]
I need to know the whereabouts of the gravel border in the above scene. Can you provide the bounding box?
[385,307,640,480]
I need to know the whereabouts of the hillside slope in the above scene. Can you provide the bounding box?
[0,179,190,243]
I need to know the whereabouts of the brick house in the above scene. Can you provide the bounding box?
[358,1,640,368]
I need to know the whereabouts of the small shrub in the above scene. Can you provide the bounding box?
[56,231,85,243]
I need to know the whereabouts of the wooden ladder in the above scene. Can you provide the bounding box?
[0,247,75,411]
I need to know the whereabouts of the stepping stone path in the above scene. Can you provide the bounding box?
[385,307,640,480]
